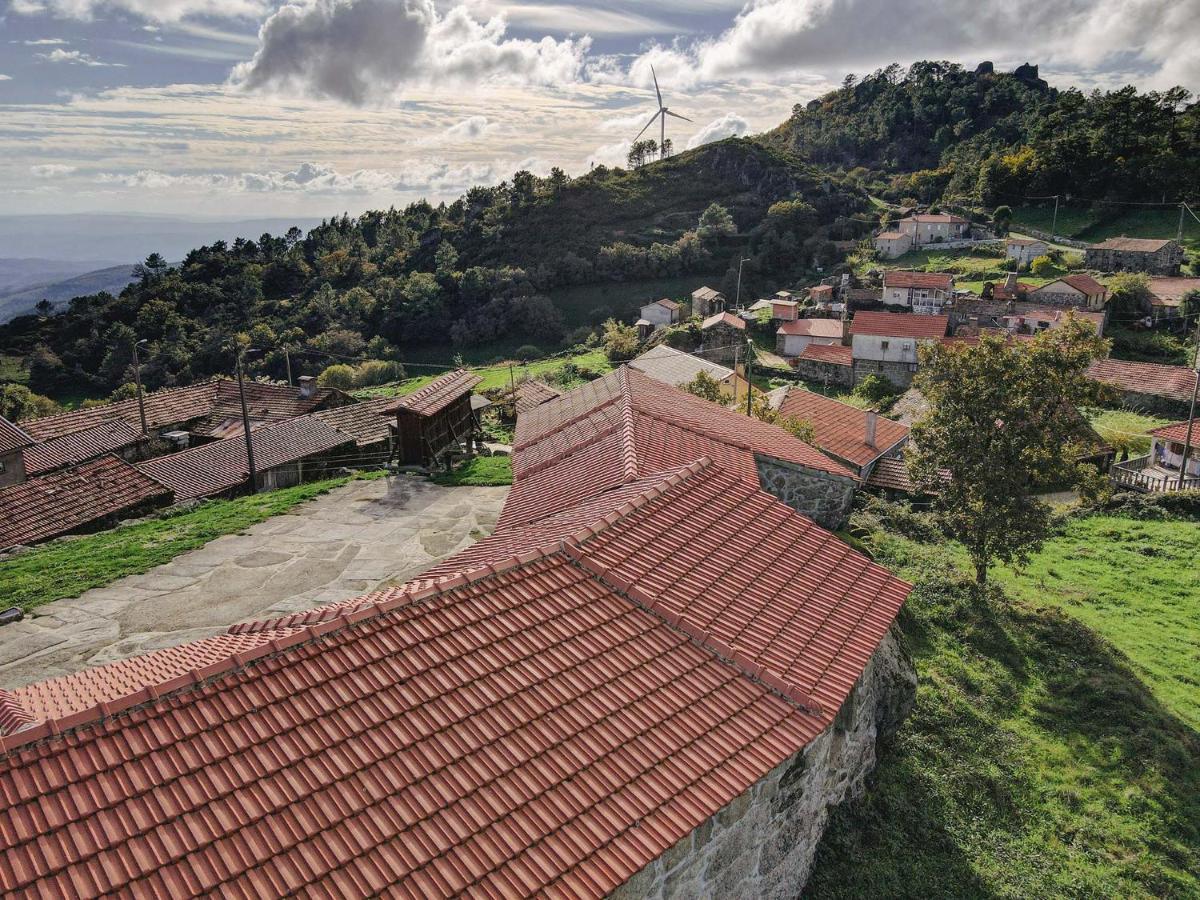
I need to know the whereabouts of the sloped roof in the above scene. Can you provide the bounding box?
[0,365,912,897]
[23,419,144,476]
[137,417,354,500]
[513,379,562,413]
[691,285,722,300]
[0,416,36,455]
[1031,274,1106,297]
[309,397,394,446]
[777,319,844,338]
[882,271,953,290]
[628,345,734,388]
[649,297,681,311]
[901,213,967,224]
[1091,237,1177,252]
[797,343,853,366]
[865,456,917,492]
[851,311,950,340]
[778,390,909,468]
[1150,421,1200,448]
[1086,358,1198,403]
[700,311,746,331]
[381,369,482,416]
[189,381,342,439]
[875,231,906,240]
[1147,277,1200,305]
[0,456,171,549]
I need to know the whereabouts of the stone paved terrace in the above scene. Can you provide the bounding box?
[0,476,508,690]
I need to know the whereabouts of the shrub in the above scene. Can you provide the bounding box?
[852,374,900,404]
[601,319,640,362]
[1094,490,1200,521]
[355,360,405,386]
[513,345,541,361]
[1030,255,1056,277]
[316,363,356,390]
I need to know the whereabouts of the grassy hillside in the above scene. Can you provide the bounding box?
[0,263,137,323]
[1011,204,1200,255]
[808,509,1200,897]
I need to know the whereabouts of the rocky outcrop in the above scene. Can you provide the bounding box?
[610,624,917,899]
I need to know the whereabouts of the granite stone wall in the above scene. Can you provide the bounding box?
[756,457,857,529]
[609,624,917,900]
[852,359,916,389]
[789,358,854,389]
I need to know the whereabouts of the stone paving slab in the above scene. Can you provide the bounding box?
[0,476,508,689]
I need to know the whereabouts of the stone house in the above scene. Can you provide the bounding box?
[772,299,800,321]
[691,285,725,318]
[1087,358,1199,417]
[776,318,844,358]
[639,297,681,329]
[0,416,35,488]
[775,388,910,481]
[1028,273,1109,310]
[874,230,913,259]
[898,213,969,247]
[1145,277,1200,323]
[850,311,950,388]
[1006,237,1048,266]
[700,311,747,366]
[1085,237,1184,276]
[793,343,854,388]
[882,270,954,314]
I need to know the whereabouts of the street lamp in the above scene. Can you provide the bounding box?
[734,257,751,310]
[131,338,149,435]
[234,345,261,494]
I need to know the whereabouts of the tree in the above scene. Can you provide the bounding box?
[316,363,357,390]
[698,203,736,241]
[992,204,1012,234]
[1106,272,1152,317]
[909,319,1108,585]
[684,370,725,403]
[132,252,169,283]
[0,383,59,421]
[1179,288,1200,321]
[34,299,53,317]
[601,318,640,362]
[1029,254,1055,277]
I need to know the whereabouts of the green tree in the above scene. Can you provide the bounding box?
[992,204,1012,234]
[909,319,1108,585]
[1106,272,1152,317]
[1030,255,1056,277]
[684,370,725,403]
[0,383,59,421]
[316,364,356,390]
[601,318,640,362]
[698,203,736,241]
[1179,288,1200,320]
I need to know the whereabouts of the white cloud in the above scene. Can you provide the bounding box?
[39,48,125,67]
[586,139,631,169]
[22,38,68,45]
[30,163,78,177]
[0,74,11,81]
[234,0,591,105]
[443,115,491,139]
[12,0,269,24]
[686,112,749,148]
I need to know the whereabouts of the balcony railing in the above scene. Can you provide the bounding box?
[1111,455,1200,492]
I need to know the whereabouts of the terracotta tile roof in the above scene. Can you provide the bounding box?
[0,456,171,549]
[1091,237,1176,252]
[777,319,844,338]
[381,369,482,416]
[1147,277,1200,305]
[0,416,36,455]
[309,397,394,446]
[875,231,906,240]
[23,420,144,476]
[189,381,342,439]
[809,285,834,296]
[1086,358,1198,404]
[1150,421,1200,448]
[691,285,722,300]
[700,311,746,330]
[882,271,953,290]
[513,379,562,413]
[797,343,853,366]
[901,213,967,224]
[851,311,949,340]
[137,417,355,500]
[1059,273,1107,295]
[865,456,916,492]
[778,390,909,468]
[653,297,681,310]
[629,345,734,388]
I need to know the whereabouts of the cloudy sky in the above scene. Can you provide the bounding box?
[1,0,1196,219]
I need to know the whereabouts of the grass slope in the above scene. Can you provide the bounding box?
[1082,407,1173,455]
[357,350,613,399]
[0,475,362,612]
[1012,204,1200,255]
[430,456,513,487]
[807,516,1200,898]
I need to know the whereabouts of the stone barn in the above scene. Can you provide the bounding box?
[1085,237,1184,276]
[380,368,483,467]
[699,311,747,366]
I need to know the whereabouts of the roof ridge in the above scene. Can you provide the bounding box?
[511,372,625,452]
[512,418,626,479]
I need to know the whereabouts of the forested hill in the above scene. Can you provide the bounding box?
[0,139,868,400]
[761,60,1200,208]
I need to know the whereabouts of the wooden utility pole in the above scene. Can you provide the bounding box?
[131,338,149,435]
[235,345,259,494]
[284,347,293,386]
[744,338,754,417]
[1051,195,1060,239]
[1177,322,1200,491]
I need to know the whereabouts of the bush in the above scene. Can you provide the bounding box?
[601,319,640,362]
[316,363,356,390]
[355,360,405,386]
[848,493,943,543]
[1094,490,1200,521]
[513,345,541,361]
[852,374,900,404]
[1030,255,1056,277]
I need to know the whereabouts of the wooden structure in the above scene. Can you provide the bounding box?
[380,369,483,467]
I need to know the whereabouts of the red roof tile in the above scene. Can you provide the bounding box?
[23,420,144,476]
[0,416,36,455]
[865,456,915,492]
[1058,274,1107,296]
[513,380,562,413]
[902,213,967,224]
[1086,358,1198,404]
[778,390,909,469]
[1091,237,1176,252]
[137,417,354,500]
[851,311,949,340]
[882,271,953,290]
[381,369,482,416]
[797,344,853,366]
[700,311,745,331]
[310,397,394,446]
[777,319,843,338]
[1149,421,1200,448]
[0,456,171,549]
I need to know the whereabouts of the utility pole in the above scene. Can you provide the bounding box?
[735,257,751,310]
[131,338,149,435]
[744,338,754,417]
[1179,202,1186,242]
[1050,194,1060,239]
[284,347,293,386]
[234,345,259,494]
[1177,321,1200,491]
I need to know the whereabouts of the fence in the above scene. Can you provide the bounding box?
[1111,455,1200,492]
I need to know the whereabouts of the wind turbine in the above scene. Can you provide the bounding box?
[633,66,691,160]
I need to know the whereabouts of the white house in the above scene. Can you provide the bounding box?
[1005,238,1048,267]
[850,311,950,387]
[776,318,844,357]
[898,213,969,247]
[874,231,913,259]
[882,271,954,314]
[639,298,681,329]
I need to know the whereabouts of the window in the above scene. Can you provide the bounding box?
[881,340,890,351]
[0,460,5,475]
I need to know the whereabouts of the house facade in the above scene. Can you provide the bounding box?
[0,417,35,488]
[1029,274,1109,310]
[874,230,913,259]
[882,271,954,314]
[851,311,950,387]
[772,299,800,321]
[776,318,844,358]
[700,311,747,365]
[639,298,681,329]
[898,213,969,247]
[691,285,725,318]
[1145,277,1200,323]
[1006,238,1048,266]
[1112,421,1200,492]
[1085,238,1184,276]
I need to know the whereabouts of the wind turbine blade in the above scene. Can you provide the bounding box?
[633,110,660,142]
[665,110,692,122]
[651,65,663,109]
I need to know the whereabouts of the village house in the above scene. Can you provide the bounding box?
[700,310,747,365]
[882,270,954,314]
[793,343,855,388]
[1006,237,1049,266]
[851,311,950,387]
[378,368,483,468]
[309,397,396,462]
[1002,306,1107,338]
[1144,276,1200,323]
[1085,237,1185,276]
[629,344,749,399]
[638,297,681,330]
[990,272,1035,302]
[691,285,725,318]
[512,378,562,413]
[1112,421,1200,492]
[1028,273,1109,310]
[898,213,970,247]
[776,318,845,358]
[772,298,800,321]
[1086,358,1199,416]
[776,388,909,480]
[0,417,35,488]
[873,230,913,259]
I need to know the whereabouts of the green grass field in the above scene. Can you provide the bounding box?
[430,455,513,487]
[807,512,1200,897]
[0,474,379,612]
[357,350,613,399]
[0,354,29,385]
[1082,407,1173,455]
[1012,204,1200,255]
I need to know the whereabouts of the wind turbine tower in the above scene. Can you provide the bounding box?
[633,66,692,160]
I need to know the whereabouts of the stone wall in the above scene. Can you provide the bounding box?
[609,624,917,900]
[852,359,916,389]
[755,457,857,529]
[789,358,854,389]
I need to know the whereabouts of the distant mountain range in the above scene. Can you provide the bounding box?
[0,261,139,323]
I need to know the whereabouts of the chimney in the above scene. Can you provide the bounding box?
[298,375,317,400]
[865,411,878,449]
